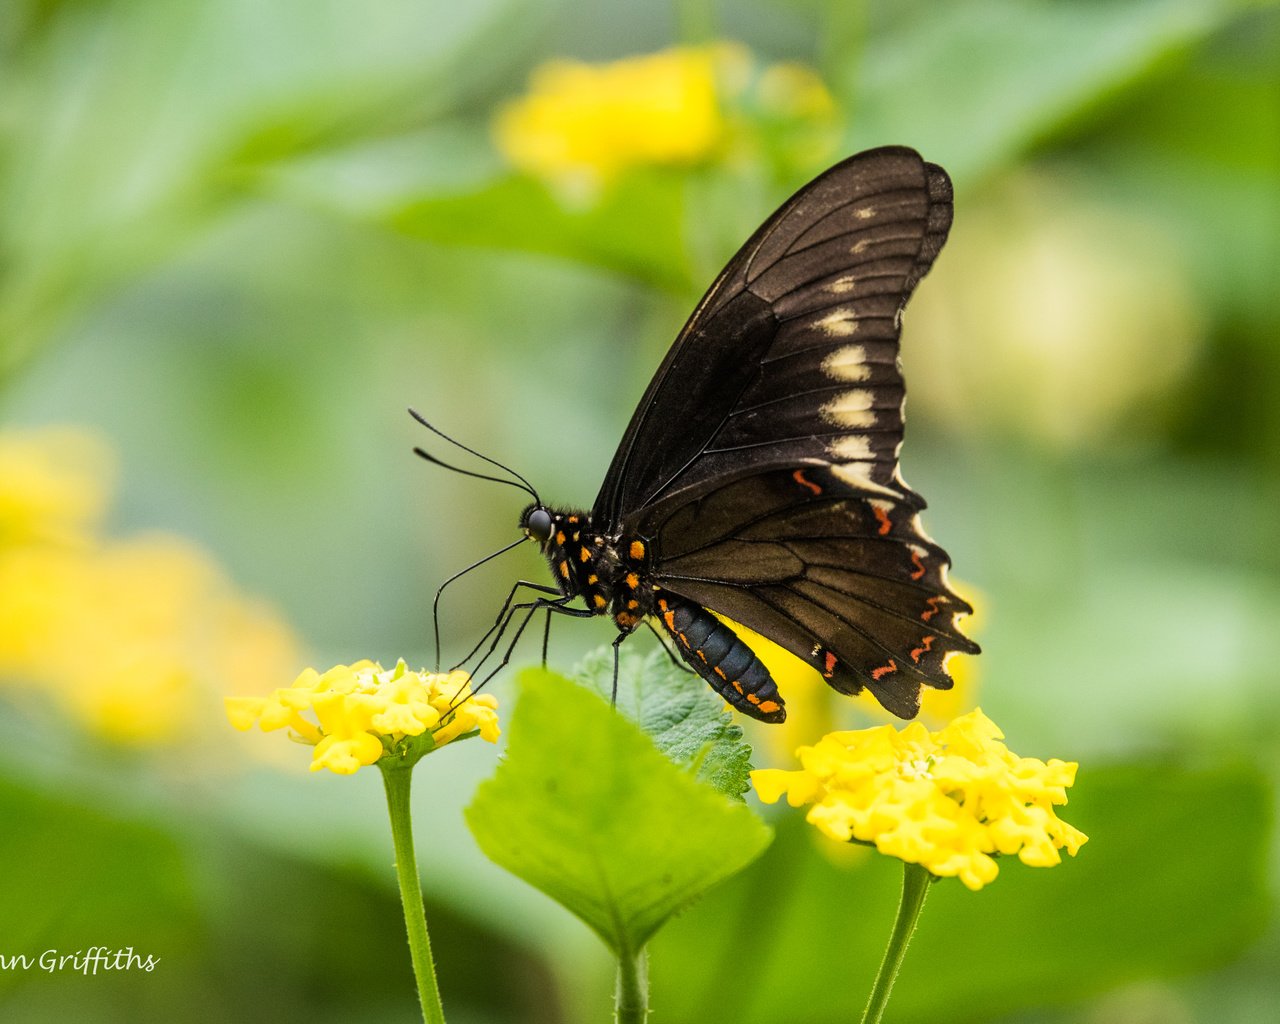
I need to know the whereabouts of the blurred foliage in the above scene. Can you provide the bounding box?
[1,0,1278,1021]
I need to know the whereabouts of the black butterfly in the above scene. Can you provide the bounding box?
[425,146,978,723]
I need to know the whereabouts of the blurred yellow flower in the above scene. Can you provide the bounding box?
[494,43,838,197]
[0,425,300,746]
[751,709,1086,891]
[0,427,112,548]
[756,62,835,120]
[496,44,743,193]
[227,660,499,775]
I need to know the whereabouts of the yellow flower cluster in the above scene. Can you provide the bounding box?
[225,660,499,775]
[0,427,298,745]
[494,43,836,194]
[751,709,1087,890]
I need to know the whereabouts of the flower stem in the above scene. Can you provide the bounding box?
[615,946,649,1024]
[860,861,932,1024]
[380,762,447,1024]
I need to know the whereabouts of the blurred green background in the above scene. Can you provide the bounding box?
[1,0,1277,1021]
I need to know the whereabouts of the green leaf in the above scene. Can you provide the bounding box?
[382,170,695,292]
[573,644,756,798]
[464,667,773,958]
[844,0,1243,183]
[649,759,1271,1023]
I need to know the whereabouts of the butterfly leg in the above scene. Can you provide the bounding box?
[609,632,632,707]
[472,595,594,689]
[541,608,552,668]
[451,579,563,672]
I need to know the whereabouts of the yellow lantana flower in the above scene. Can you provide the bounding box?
[226,660,500,775]
[751,709,1086,890]
[494,43,838,197]
[495,44,744,193]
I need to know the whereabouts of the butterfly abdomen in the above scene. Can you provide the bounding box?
[655,591,786,723]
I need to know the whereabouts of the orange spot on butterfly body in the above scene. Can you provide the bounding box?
[746,692,761,705]
[823,651,838,678]
[630,540,646,560]
[580,547,591,562]
[593,594,607,609]
[871,660,897,680]
[625,573,639,589]
[732,680,744,694]
[792,469,822,495]
[559,561,569,578]
[713,666,727,679]
[758,699,781,714]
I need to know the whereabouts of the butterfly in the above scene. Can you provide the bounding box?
[426,146,978,723]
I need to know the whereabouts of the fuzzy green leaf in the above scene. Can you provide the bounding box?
[573,644,756,798]
[465,667,772,958]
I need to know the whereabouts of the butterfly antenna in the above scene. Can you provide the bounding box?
[412,445,537,497]
[430,537,527,670]
[408,408,540,503]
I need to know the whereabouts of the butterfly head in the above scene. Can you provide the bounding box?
[520,503,554,549]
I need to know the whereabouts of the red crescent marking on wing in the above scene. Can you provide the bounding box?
[873,505,893,536]
[921,596,942,622]
[823,651,838,679]
[909,636,935,664]
[871,660,897,681]
[792,469,822,495]
[909,550,926,580]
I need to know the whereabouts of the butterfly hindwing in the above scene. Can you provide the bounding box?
[647,466,977,717]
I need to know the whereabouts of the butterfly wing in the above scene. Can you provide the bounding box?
[591,147,975,718]
[593,145,951,528]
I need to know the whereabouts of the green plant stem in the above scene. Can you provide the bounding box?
[860,861,932,1024]
[380,763,447,1024]
[615,946,649,1024]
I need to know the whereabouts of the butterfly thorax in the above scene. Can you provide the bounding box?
[525,507,655,633]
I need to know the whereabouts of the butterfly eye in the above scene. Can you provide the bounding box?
[524,507,554,544]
